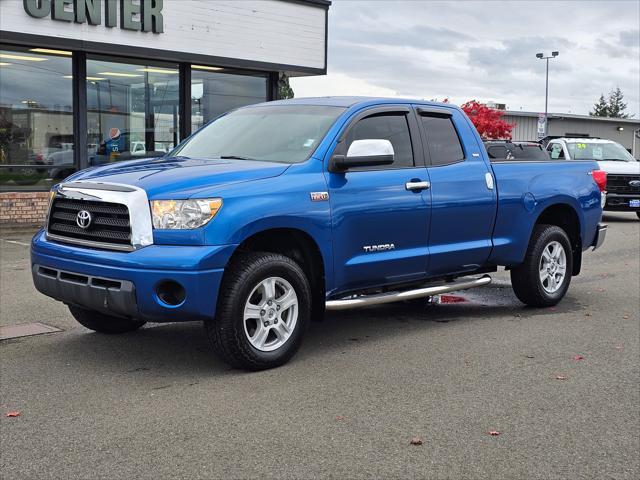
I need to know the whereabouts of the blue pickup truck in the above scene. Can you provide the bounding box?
[31,97,607,370]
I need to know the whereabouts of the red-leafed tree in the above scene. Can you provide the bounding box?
[460,100,514,140]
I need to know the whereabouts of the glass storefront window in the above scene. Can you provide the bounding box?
[86,56,179,166]
[191,67,267,132]
[0,45,74,191]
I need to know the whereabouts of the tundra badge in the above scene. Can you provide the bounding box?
[363,244,396,253]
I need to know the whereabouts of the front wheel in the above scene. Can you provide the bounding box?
[636,212,640,220]
[205,252,311,371]
[510,224,573,307]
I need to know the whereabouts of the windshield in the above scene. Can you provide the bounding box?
[567,142,636,162]
[171,105,345,163]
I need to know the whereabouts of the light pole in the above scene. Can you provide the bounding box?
[536,51,559,137]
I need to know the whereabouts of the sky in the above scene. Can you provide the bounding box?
[291,0,640,117]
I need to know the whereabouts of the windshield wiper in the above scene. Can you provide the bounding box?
[220,155,257,161]
[599,158,628,162]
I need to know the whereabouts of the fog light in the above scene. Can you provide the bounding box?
[155,280,186,306]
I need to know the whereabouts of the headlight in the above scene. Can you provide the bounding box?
[150,198,222,229]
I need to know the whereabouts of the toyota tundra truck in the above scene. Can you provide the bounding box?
[31,97,608,370]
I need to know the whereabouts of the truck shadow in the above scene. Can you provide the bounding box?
[602,213,639,223]
[302,299,567,360]
[47,289,576,378]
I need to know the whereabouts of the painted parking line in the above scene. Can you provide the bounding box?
[2,239,31,247]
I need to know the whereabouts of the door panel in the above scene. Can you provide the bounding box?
[426,161,495,275]
[328,168,430,291]
[327,107,431,293]
[418,108,497,276]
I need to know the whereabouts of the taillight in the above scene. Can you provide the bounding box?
[592,170,607,192]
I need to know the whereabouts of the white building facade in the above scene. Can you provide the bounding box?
[0,0,330,223]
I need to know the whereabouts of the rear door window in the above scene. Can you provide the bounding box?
[420,116,465,166]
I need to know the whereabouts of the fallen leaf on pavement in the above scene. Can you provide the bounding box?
[573,355,584,361]
[5,411,21,418]
[615,346,624,351]
[584,312,592,317]
[410,437,423,445]
[556,375,567,380]
[622,315,629,319]
[488,430,500,436]
[335,415,345,421]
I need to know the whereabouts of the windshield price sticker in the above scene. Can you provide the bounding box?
[592,147,603,159]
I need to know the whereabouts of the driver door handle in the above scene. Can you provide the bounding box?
[405,181,431,191]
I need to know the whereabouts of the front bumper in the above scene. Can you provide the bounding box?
[592,223,608,251]
[31,230,236,322]
[33,264,137,318]
[604,193,640,211]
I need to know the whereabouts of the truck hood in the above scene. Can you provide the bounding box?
[66,156,290,198]
[596,161,640,175]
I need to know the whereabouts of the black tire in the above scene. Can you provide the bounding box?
[68,305,146,334]
[636,212,640,220]
[510,224,573,307]
[206,252,311,371]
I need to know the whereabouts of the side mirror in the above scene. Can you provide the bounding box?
[330,139,394,172]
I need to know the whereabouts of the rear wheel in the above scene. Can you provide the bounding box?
[206,252,311,371]
[68,305,146,334]
[511,224,573,307]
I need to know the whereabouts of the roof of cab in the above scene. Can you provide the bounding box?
[261,96,454,109]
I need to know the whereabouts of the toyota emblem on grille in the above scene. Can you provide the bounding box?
[76,210,93,229]
[629,180,640,188]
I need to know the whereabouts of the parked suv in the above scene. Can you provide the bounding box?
[546,138,640,219]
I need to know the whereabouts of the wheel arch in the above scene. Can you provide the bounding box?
[227,227,328,321]
[533,202,582,275]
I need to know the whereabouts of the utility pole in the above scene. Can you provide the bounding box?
[536,51,559,137]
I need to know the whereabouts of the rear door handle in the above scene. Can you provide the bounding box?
[405,181,431,191]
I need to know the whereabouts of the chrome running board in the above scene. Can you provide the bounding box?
[325,275,492,311]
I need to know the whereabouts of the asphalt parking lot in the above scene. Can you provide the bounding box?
[1,213,638,480]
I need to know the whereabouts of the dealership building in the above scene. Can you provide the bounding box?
[0,0,329,225]
[502,110,640,155]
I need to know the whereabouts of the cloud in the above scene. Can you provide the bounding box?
[293,0,640,117]
[468,37,574,74]
[291,72,399,98]
[334,24,474,52]
[596,30,640,58]
[619,30,640,48]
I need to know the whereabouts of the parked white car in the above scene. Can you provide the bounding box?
[546,138,640,219]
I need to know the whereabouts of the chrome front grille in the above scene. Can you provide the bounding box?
[46,181,153,251]
[47,198,132,249]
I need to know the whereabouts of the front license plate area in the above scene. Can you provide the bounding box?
[630,199,640,208]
